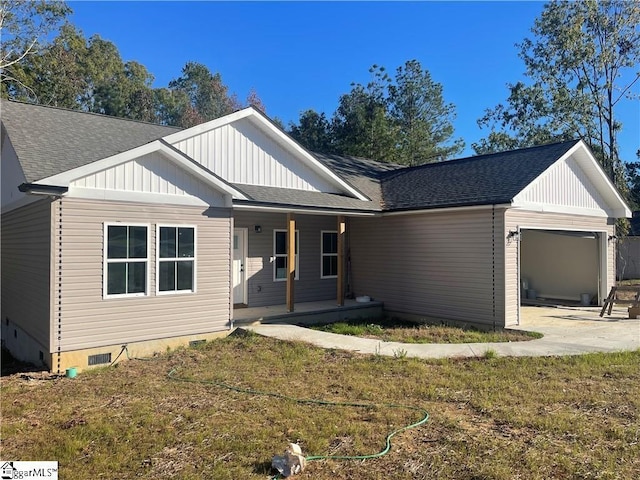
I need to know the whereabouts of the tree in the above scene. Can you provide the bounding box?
[291,61,463,164]
[475,0,640,191]
[167,62,242,127]
[289,109,333,152]
[331,65,398,161]
[0,0,70,96]
[389,59,463,165]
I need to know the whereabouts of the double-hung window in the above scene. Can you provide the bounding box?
[321,231,338,278]
[157,226,196,294]
[104,224,149,297]
[274,229,299,281]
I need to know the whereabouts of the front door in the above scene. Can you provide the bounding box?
[233,228,247,305]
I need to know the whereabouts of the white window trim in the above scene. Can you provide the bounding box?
[103,222,150,299]
[273,229,299,282]
[156,224,197,295]
[321,230,338,279]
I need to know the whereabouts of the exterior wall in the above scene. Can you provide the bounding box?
[171,118,339,192]
[505,209,614,325]
[350,208,507,328]
[1,199,53,365]
[52,198,232,355]
[234,211,340,307]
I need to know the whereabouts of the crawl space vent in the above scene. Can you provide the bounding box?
[88,353,112,366]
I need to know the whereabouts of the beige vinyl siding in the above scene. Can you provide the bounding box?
[234,211,339,307]
[54,198,232,351]
[504,209,614,325]
[351,208,507,328]
[1,199,53,350]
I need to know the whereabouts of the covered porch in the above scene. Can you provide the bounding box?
[232,298,384,326]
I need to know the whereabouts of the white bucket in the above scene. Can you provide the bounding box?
[527,289,537,300]
[580,293,591,306]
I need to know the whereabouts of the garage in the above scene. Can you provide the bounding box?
[520,228,606,306]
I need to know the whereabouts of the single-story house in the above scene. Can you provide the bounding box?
[1,99,631,372]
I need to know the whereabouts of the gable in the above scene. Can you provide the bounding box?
[165,110,367,198]
[69,150,227,207]
[512,143,631,218]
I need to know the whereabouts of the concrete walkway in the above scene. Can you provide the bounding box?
[243,306,640,359]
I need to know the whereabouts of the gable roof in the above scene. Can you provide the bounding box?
[379,140,582,210]
[1,99,180,182]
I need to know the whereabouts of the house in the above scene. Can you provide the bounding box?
[1,99,631,372]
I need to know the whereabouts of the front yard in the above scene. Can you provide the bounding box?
[1,333,638,479]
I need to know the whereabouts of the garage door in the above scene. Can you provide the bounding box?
[520,229,603,305]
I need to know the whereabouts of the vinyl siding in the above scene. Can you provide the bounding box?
[350,208,507,327]
[504,209,614,325]
[1,199,52,349]
[54,198,232,351]
[234,211,340,307]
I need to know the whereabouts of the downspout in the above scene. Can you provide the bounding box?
[56,198,63,374]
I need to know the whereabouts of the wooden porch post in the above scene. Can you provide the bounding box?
[286,213,296,312]
[337,215,346,306]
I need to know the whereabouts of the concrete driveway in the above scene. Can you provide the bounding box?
[243,306,640,359]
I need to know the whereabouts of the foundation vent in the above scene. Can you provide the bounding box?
[189,340,206,347]
[88,353,112,366]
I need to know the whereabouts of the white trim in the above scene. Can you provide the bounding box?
[156,224,197,296]
[273,229,299,282]
[510,201,610,218]
[232,227,249,305]
[103,222,151,299]
[68,186,221,207]
[36,141,248,200]
[163,107,369,201]
[320,230,338,279]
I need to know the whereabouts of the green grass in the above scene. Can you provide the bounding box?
[2,335,638,479]
[308,318,542,343]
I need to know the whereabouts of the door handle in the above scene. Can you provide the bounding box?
[240,263,244,273]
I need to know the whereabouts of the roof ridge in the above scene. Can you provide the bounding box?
[2,98,182,130]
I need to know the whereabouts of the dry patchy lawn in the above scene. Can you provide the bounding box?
[1,333,638,479]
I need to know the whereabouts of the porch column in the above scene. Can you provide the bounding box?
[286,213,296,312]
[337,215,346,306]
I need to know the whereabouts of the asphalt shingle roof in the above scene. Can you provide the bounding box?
[2,100,582,213]
[232,183,380,212]
[379,140,580,211]
[1,99,181,182]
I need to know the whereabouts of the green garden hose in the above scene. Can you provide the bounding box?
[167,368,429,471]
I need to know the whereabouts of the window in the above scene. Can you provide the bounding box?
[157,226,196,294]
[274,229,299,281]
[321,231,338,278]
[104,224,148,297]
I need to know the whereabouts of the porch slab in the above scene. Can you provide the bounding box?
[232,299,383,326]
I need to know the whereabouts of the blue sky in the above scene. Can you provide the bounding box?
[69,1,638,162]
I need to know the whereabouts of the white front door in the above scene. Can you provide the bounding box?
[233,228,247,304]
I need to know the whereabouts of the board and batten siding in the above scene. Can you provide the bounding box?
[514,154,610,213]
[350,208,507,328]
[504,209,614,325]
[1,199,53,351]
[53,198,232,351]
[234,211,339,307]
[171,118,339,193]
